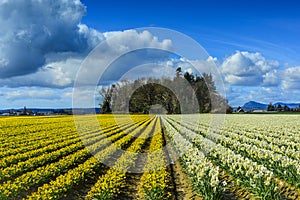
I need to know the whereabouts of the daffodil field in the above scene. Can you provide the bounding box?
[0,114,299,199]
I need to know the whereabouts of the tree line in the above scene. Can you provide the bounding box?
[100,67,232,114]
[267,103,300,112]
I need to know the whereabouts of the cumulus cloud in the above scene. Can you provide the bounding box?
[224,74,263,86]
[4,89,60,101]
[218,51,300,105]
[282,66,300,90]
[157,56,219,77]
[163,56,225,92]
[76,29,173,86]
[0,0,173,88]
[0,57,82,88]
[78,24,105,48]
[103,30,172,53]
[0,29,173,88]
[220,51,279,86]
[0,87,74,108]
[0,0,102,78]
[262,70,280,86]
[223,64,300,106]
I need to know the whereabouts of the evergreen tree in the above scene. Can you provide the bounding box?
[100,69,231,114]
[283,104,290,112]
[277,104,282,112]
[267,102,275,111]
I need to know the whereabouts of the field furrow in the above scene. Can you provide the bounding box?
[0,114,299,200]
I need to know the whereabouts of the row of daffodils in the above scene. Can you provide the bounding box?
[0,114,299,199]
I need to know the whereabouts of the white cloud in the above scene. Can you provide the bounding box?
[219,51,300,105]
[262,70,280,86]
[282,66,300,90]
[225,65,300,106]
[224,74,262,86]
[159,56,219,77]
[4,88,60,101]
[283,66,300,79]
[103,30,172,53]
[0,0,101,78]
[0,87,74,108]
[78,24,105,48]
[0,1,173,89]
[75,30,173,86]
[0,13,173,88]
[220,51,279,86]
[72,86,101,108]
[0,57,82,88]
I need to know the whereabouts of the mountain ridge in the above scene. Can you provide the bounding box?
[241,101,300,111]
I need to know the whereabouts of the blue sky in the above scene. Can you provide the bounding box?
[0,0,300,109]
[81,0,300,62]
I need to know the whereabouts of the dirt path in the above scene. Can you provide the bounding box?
[118,120,156,200]
[161,118,203,200]
[61,120,152,200]
[164,144,203,200]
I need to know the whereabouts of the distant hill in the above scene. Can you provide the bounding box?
[242,101,268,111]
[273,102,300,109]
[241,101,300,111]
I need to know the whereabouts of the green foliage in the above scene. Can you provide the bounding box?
[100,71,231,114]
[267,102,275,111]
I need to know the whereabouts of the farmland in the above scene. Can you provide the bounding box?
[0,114,299,199]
